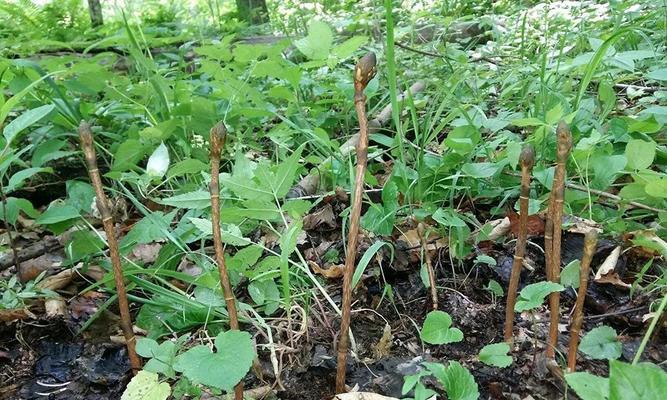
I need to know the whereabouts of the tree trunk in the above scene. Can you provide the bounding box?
[235,0,269,24]
[87,0,103,27]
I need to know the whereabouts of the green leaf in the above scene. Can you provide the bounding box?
[511,117,545,127]
[565,372,610,400]
[514,281,564,312]
[625,140,656,170]
[5,167,52,193]
[136,338,178,378]
[255,144,305,199]
[579,326,622,360]
[173,330,255,392]
[420,310,464,345]
[609,360,667,400]
[35,203,80,225]
[361,181,398,235]
[159,190,211,209]
[425,361,479,400]
[646,68,667,81]
[479,343,512,368]
[561,260,581,289]
[0,197,39,224]
[167,159,208,178]
[461,162,502,178]
[188,218,251,246]
[294,19,333,60]
[331,36,367,60]
[2,104,55,146]
[486,279,504,297]
[121,370,170,400]
[113,139,147,172]
[32,139,75,167]
[645,179,667,198]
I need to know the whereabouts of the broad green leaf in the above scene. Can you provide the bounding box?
[625,140,656,170]
[255,144,305,199]
[646,68,667,81]
[486,279,504,297]
[167,158,208,178]
[420,310,464,345]
[361,181,398,235]
[173,330,255,392]
[432,208,467,227]
[121,212,175,247]
[65,229,106,262]
[113,139,147,172]
[609,361,667,400]
[66,180,96,213]
[294,19,333,60]
[121,370,170,400]
[135,338,178,378]
[579,326,622,360]
[514,281,564,312]
[0,197,39,224]
[2,104,55,146]
[36,203,80,225]
[462,162,501,178]
[32,139,75,167]
[565,372,610,400]
[5,167,52,193]
[561,260,581,289]
[425,361,479,400]
[443,125,480,155]
[146,142,169,178]
[159,190,211,209]
[331,36,368,60]
[545,104,564,125]
[479,343,512,368]
[645,179,667,198]
[188,218,251,246]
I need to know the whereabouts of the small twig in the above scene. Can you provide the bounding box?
[417,223,438,310]
[567,230,598,371]
[336,52,377,394]
[547,121,572,359]
[504,145,535,343]
[78,121,141,373]
[208,121,243,400]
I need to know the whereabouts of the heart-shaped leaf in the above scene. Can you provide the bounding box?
[579,325,622,360]
[121,370,170,400]
[479,343,512,368]
[514,281,564,312]
[420,310,463,345]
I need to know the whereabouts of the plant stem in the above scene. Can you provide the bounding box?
[78,121,141,373]
[0,178,21,281]
[567,230,598,371]
[632,290,667,364]
[209,121,243,400]
[336,52,377,394]
[417,222,438,310]
[504,145,535,343]
[546,121,572,359]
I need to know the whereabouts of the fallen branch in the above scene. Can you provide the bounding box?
[287,81,426,198]
[79,121,141,373]
[336,52,377,394]
[567,230,598,371]
[0,237,62,271]
[546,121,572,359]
[504,145,535,343]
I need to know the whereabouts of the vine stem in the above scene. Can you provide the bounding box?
[504,145,535,343]
[567,230,598,371]
[78,122,141,373]
[209,122,243,400]
[336,52,377,394]
[546,121,572,359]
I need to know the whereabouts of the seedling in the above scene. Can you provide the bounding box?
[208,121,243,400]
[567,230,598,371]
[546,121,572,359]
[504,144,535,343]
[335,51,377,394]
[78,121,141,373]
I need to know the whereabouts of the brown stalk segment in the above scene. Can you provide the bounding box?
[546,120,573,359]
[78,122,141,373]
[504,145,535,343]
[417,223,438,310]
[567,230,598,371]
[336,52,377,394]
[209,122,243,400]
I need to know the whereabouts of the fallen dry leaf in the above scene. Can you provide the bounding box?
[563,215,602,235]
[308,260,344,279]
[372,323,392,360]
[303,204,337,231]
[37,265,80,291]
[45,297,67,318]
[594,246,630,289]
[508,210,545,237]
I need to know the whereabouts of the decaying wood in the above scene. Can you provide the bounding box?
[504,144,535,343]
[546,121,572,359]
[417,223,438,310]
[336,52,377,394]
[208,121,243,400]
[78,121,141,373]
[0,237,62,271]
[567,230,598,371]
[286,81,426,199]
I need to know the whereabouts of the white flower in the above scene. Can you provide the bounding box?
[146,142,169,178]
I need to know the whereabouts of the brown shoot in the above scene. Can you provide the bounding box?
[336,52,377,394]
[546,120,572,359]
[209,121,243,400]
[78,121,141,373]
[417,222,438,310]
[504,144,535,343]
[567,230,598,371]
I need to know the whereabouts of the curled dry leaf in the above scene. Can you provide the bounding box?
[37,264,80,291]
[594,246,630,289]
[372,323,392,360]
[484,217,511,241]
[308,260,345,279]
[507,210,545,237]
[563,215,602,235]
[303,204,337,231]
[45,297,67,318]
